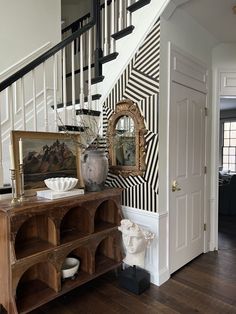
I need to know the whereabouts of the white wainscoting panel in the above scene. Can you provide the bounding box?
[121,206,170,286]
[157,212,169,285]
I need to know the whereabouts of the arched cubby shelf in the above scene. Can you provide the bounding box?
[61,246,93,292]
[94,200,120,232]
[60,206,91,244]
[16,262,58,313]
[0,188,123,313]
[15,215,57,259]
[95,235,121,273]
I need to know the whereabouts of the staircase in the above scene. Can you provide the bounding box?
[0,0,168,187]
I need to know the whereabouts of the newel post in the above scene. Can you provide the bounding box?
[93,0,103,77]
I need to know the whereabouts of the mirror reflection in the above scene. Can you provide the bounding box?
[115,116,135,166]
[107,99,147,177]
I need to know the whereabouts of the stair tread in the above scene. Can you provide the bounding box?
[0,186,12,194]
[53,94,102,109]
[76,108,101,116]
[58,125,87,133]
[66,63,95,78]
[111,25,135,41]
[127,0,151,13]
[86,76,105,85]
[99,52,119,64]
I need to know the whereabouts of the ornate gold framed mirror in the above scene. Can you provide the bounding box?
[107,99,147,177]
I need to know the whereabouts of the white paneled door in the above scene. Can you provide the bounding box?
[169,82,206,274]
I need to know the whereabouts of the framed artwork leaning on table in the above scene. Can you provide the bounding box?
[11,130,82,196]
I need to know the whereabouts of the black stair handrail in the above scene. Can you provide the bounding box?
[0,0,98,93]
[62,0,113,35]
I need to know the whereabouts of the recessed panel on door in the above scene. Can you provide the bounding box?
[176,98,188,179]
[175,195,188,250]
[191,190,202,242]
[192,101,204,176]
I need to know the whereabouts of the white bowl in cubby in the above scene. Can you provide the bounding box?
[61,257,80,279]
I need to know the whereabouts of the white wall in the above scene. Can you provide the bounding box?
[212,43,236,69]
[158,6,218,278]
[0,0,61,74]
[0,0,61,185]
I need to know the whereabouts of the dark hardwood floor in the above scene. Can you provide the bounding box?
[30,219,236,314]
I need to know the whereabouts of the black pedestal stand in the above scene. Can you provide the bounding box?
[118,265,150,295]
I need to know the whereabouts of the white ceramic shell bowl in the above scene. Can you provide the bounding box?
[61,257,80,279]
[44,177,78,192]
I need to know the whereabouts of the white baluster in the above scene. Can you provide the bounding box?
[0,103,3,187]
[53,54,58,131]
[104,0,108,56]
[84,24,87,67]
[88,29,92,110]
[101,7,104,55]
[80,34,84,110]
[110,0,115,53]
[20,77,26,130]
[127,0,131,26]
[8,86,14,130]
[84,18,89,63]
[118,0,123,31]
[62,48,67,125]
[43,62,48,131]
[91,25,95,64]
[93,24,96,63]
[13,82,17,115]
[32,69,37,131]
[71,41,76,125]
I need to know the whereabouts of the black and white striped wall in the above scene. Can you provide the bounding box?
[103,19,160,212]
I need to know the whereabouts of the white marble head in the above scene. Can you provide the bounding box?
[118,219,155,268]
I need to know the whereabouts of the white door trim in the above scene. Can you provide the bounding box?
[168,42,209,269]
[210,67,236,251]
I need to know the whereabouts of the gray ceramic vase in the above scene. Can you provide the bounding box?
[80,149,108,192]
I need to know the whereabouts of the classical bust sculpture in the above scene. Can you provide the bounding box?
[118,219,155,268]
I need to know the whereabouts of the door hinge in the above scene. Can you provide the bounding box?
[205,107,208,116]
[204,223,207,231]
[204,166,207,174]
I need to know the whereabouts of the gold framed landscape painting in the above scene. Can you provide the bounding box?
[11,130,82,196]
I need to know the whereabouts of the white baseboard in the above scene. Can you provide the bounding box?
[156,267,170,285]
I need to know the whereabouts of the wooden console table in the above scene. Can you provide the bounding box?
[0,188,123,313]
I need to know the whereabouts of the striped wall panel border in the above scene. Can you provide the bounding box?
[103,19,160,212]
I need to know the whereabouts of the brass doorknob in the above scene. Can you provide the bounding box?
[172,180,181,192]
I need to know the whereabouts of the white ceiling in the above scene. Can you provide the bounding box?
[180,0,236,43]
